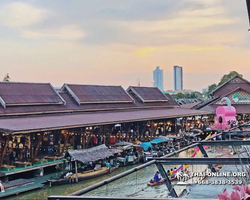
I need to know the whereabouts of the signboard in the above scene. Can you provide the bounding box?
[233,93,250,103]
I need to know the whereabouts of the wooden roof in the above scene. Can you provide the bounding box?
[0,108,210,134]
[63,84,133,104]
[0,82,65,108]
[194,75,250,112]
[210,75,250,97]
[127,86,168,103]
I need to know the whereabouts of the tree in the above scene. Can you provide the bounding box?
[208,84,217,94]
[171,93,185,99]
[218,71,242,86]
[3,73,10,82]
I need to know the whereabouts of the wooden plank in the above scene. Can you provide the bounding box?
[3,178,34,189]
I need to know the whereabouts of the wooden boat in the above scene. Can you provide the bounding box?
[147,177,177,186]
[48,166,116,186]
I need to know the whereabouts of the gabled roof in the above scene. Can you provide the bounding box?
[127,86,168,103]
[210,75,250,95]
[0,82,65,108]
[213,87,250,105]
[192,96,220,110]
[62,84,133,105]
[164,93,179,106]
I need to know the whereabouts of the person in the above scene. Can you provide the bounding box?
[167,170,170,176]
[0,181,5,193]
[153,171,161,182]
[184,164,189,170]
[169,169,173,177]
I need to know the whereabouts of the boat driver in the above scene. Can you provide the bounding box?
[153,171,161,182]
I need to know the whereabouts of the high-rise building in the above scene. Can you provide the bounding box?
[174,66,183,91]
[153,66,163,91]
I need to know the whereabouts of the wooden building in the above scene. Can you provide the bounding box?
[193,75,250,121]
[0,82,208,178]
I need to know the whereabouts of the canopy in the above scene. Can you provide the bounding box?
[140,142,152,151]
[67,144,122,164]
[150,137,169,144]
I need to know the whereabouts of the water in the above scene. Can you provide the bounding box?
[4,147,229,200]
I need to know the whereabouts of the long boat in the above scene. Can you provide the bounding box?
[147,177,177,186]
[48,144,122,186]
[48,166,117,186]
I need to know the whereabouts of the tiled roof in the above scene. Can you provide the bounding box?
[0,108,210,133]
[164,93,179,106]
[63,84,133,104]
[0,82,64,108]
[127,86,168,102]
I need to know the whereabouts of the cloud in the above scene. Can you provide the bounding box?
[134,44,225,56]
[21,25,85,40]
[0,2,48,28]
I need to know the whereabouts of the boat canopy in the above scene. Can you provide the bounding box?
[140,142,152,151]
[66,144,122,164]
[150,137,169,144]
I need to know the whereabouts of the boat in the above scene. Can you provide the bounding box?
[111,142,143,166]
[48,166,117,186]
[147,177,177,186]
[47,144,122,186]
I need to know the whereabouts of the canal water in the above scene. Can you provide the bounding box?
[4,146,230,200]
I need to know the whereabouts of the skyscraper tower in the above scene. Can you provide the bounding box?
[174,66,183,91]
[153,66,163,91]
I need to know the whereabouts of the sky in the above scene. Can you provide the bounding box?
[0,0,250,92]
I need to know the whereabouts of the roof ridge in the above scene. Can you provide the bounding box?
[0,81,50,85]
[210,74,248,95]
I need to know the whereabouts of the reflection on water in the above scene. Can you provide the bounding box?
[4,147,229,200]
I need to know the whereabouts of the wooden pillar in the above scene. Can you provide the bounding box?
[0,134,11,169]
[32,133,43,164]
[75,160,78,182]
[163,121,166,135]
[136,122,140,139]
[175,118,178,134]
[61,131,69,156]
[58,131,62,156]
[150,121,154,138]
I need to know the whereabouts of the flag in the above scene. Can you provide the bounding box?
[174,164,183,173]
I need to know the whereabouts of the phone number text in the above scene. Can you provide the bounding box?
[196,180,243,185]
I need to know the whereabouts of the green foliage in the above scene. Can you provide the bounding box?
[171,91,202,99]
[208,84,217,94]
[207,71,242,96]
[218,71,242,86]
[3,73,10,82]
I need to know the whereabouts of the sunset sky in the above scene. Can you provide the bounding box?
[0,0,250,92]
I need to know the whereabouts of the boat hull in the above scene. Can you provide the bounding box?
[48,167,116,186]
[147,177,177,186]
